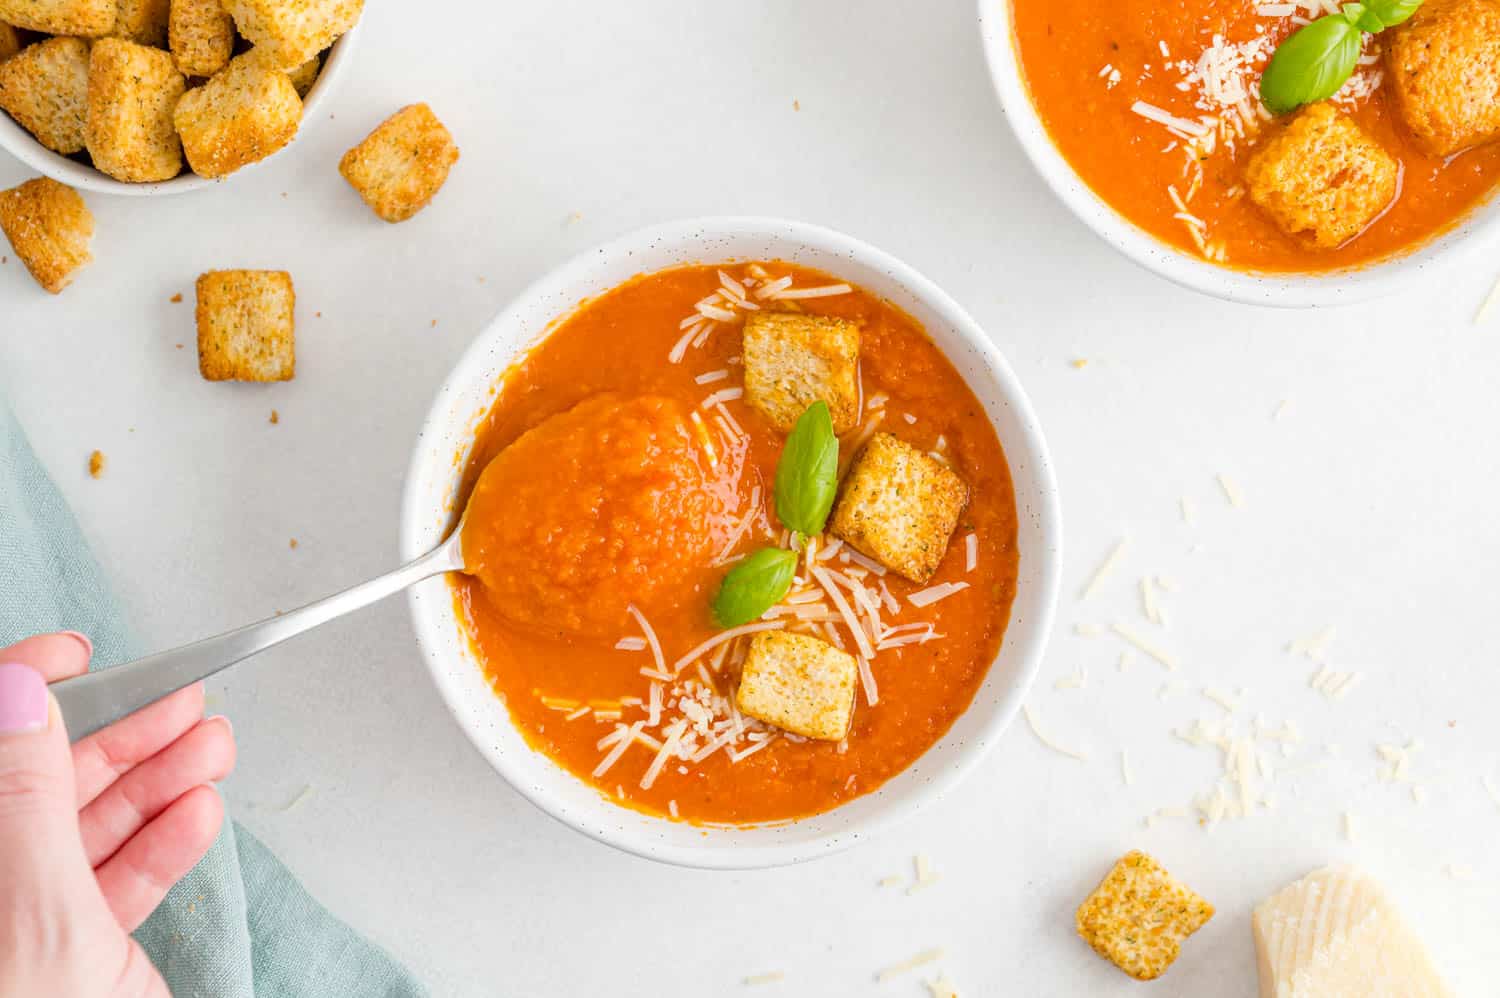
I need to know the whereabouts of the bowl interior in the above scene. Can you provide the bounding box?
[0,26,357,197]
[976,0,1500,307]
[400,218,1061,869]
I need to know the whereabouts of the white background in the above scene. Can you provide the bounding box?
[4,1,1499,994]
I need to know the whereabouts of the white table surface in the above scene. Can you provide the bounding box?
[4,1,1499,994]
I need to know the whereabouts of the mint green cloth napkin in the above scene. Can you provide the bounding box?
[0,398,425,998]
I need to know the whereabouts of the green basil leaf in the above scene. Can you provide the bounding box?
[712,547,798,628]
[774,401,839,537]
[1353,0,1423,29]
[1260,14,1364,115]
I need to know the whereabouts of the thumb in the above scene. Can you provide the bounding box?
[0,662,82,884]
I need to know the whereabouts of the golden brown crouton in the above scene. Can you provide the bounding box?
[828,433,968,584]
[112,0,169,45]
[196,269,295,381]
[338,103,459,223]
[0,0,113,35]
[84,38,184,182]
[169,0,233,77]
[1076,851,1214,981]
[0,21,21,62]
[0,176,93,294]
[285,53,319,97]
[742,311,862,435]
[1245,103,1399,249]
[223,0,359,70]
[0,36,90,154]
[1386,0,1500,156]
[174,52,300,178]
[735,632,857,741]
[87,449,104,477]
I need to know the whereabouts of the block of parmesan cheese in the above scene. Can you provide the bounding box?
[1253,867,1452,998]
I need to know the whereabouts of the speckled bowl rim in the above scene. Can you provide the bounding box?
[0,24,359,197]
[399,216,1062,870]
[977,0,1500,308]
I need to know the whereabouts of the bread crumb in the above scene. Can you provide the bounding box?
[289,538,297,549]
[1071,358,1088,369]
[88,450,105,478]
[170,293,182,303]
[269,409,279,424]
[793,99,801,110]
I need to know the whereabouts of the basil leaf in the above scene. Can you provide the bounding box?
[1260,14,1364,114]
[1354,0,1423,29]
[774,401,839,537]
[712,547,798,628]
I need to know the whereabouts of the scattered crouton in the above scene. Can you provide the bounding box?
[0,36,90,154]
[196,269,295,381]
[88,449,104,477]
[828,433,968,584]
[112,0,169,46]
[223,0,360,69]
[175,52,301,178]
[0,21,21,61]
[0,176,93,293]
[1076,851,1215,981]
[338,103,459,222]
[285,54,319,97]
[1386,0,1500,156]
[742,311,862,435]
[1245,103,1399,248]
[0,0,114,35]
[85,38,184,182]
[169,0,234,76]
[735,632,857,741]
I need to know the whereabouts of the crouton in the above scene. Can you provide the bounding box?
[84,38,184,182]
[0,176,93,294]
[0,36,90,154]
[1386,0,1500,156]
[169,0,234,77]
[735,632,857,741]
[828,433,968,584]
[0,0,113,35]
[196,269,295,381]
[88,449,104,477]
[285,53,318,97]
[1245,103,1399,248]
[112,0,169,45]
[338,103,459,223]
[222,0,359,70]
[0,21,21,62]
[742,311,862,435]
[1076,851,1215,981]
[174,52,300,178]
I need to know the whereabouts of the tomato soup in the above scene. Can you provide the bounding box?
[1009,0,1500,272]
[450,263,1019,824]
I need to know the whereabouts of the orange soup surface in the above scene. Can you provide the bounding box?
[452,263,1019,824]
[1009,0,1500,272]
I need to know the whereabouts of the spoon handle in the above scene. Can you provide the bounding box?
[51,532,465,743]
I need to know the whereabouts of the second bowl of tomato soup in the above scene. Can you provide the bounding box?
[402,218,1060,868]
[979,0,1500,304]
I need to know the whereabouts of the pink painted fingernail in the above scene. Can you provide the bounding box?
[0,664,48,734]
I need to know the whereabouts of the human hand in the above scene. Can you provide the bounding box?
[0,633,236,998]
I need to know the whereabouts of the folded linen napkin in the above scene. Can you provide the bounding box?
[0,396,424,998]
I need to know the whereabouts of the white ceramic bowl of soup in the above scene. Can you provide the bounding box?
[976,0,1500,307]
[400,216,1062,869]
[0,26,358,197]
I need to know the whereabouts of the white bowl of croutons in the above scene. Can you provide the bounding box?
[0,0,360,196]
[400,217,1063,869]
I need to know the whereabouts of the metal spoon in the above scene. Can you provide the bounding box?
[51,512,469,743]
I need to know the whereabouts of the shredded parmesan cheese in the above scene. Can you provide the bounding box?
[1081,537,1129,601]
[1112,623,1180,670]
[1022,703,1088,761]
[877,949,946,983]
